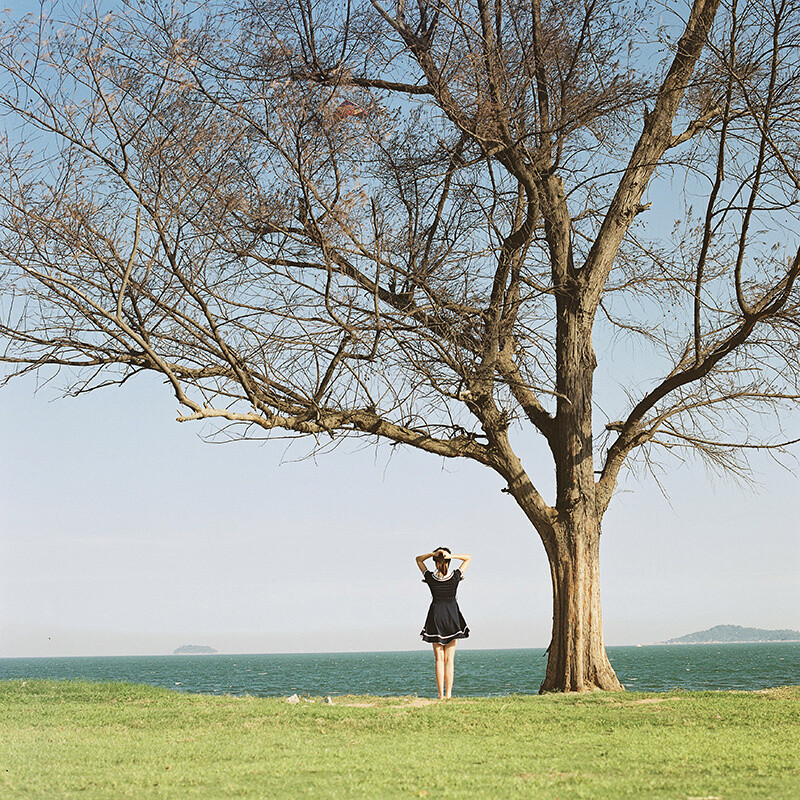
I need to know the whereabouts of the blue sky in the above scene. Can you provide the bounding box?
[2,365,799,657]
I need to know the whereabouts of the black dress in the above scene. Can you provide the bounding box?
[420,569,470,644]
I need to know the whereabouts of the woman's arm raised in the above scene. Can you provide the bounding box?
[450,554,472,574]
[415,552,435,574]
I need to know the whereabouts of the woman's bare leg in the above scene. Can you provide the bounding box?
[432,643,445,699]
[443,640,457,698]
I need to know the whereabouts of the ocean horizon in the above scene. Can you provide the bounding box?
[2,643,798,697]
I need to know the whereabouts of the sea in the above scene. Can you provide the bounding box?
[1,643,798,697]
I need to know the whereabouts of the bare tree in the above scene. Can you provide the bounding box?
[2,0,800,691]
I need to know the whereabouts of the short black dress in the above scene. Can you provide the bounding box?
[420,569,470,644]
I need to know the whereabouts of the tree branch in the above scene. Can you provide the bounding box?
[597,246,800,515]
[582,0,723,309]
[176,403,493,464]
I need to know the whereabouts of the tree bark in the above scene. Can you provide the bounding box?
[540,517,622,692]
[536,268,622,692]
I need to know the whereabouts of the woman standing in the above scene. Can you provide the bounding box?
[416,547,471,699]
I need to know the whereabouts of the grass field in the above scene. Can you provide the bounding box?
[1,680,798,799]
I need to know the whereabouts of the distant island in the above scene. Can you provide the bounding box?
[172,645,219,655]
[663,625,800,644]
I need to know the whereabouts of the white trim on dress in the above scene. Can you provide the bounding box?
[420,628,469,642]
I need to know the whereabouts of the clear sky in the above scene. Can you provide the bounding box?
[2,365,799,658]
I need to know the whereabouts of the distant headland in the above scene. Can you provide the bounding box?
[172,645,219,655]
[662,625,800,644]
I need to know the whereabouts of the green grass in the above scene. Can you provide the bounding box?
[1,680,799,799]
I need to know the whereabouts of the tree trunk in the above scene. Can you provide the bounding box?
[539,515,622,692]
[537,274,622,692]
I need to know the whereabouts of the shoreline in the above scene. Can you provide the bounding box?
[2,677,799,697]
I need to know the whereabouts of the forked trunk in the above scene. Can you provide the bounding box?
[540,516,622,692]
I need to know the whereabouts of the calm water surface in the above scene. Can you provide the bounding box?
[1,644,797,697]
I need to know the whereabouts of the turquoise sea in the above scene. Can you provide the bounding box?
[1,644,798,697]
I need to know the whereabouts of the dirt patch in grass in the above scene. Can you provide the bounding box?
[627,697,669,705]
[333,696,436,708]
[392,698,436,708]
[750,686,795,697]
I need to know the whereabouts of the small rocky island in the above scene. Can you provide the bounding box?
[172,645,219,655]
[664,625,800,644]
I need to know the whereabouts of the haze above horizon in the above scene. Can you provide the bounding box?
[2,371,799,659]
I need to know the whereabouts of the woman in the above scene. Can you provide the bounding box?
[416,547,471,699]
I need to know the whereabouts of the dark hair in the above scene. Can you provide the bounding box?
[433,546,451,575]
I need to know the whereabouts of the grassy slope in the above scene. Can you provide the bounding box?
[1,680,798,799]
